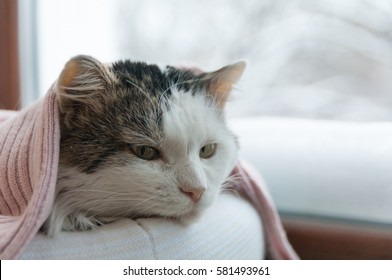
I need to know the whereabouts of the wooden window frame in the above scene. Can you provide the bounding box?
[283,214,392,260]
[0,0,20,110]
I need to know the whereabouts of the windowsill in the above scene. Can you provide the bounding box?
[282,213,392,260]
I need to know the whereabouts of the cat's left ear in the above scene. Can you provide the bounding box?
[206,61,246,108]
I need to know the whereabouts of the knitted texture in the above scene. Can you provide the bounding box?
[19,194,264,260]
[0,87,297,259]
[230,161,298,259]
[0,88,60,259]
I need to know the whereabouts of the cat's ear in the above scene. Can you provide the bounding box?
[206,61,246,108]
[56,55,113,114]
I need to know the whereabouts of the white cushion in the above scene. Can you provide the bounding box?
[230,117,392,224]
[19,193,264,259]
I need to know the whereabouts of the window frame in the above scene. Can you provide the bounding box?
[0,0,20,110]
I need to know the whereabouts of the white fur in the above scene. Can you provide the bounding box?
[46,87,238,235]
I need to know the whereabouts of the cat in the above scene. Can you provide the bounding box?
[43,55,245,236]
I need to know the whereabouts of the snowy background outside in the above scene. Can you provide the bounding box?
[34,0,392,121]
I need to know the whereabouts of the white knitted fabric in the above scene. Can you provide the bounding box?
[19,193,264,259]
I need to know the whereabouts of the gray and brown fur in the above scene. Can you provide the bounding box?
[57,55,243,174]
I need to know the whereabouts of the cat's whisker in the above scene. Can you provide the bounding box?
[129,202,163,220]
[88,193,163,218]
[61,189,124,195]
[64,194,139,215]
[62,189,136,200]
[220,187,240,197]
[99,202,158,220]
[223,174,243,184]
[125,194,163,215]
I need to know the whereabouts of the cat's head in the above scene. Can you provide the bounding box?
[48,55,245,234]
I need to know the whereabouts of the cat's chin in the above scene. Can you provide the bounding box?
[140,205,206,226]
[175,207,207,226]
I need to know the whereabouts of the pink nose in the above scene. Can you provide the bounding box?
[180,186,205,203]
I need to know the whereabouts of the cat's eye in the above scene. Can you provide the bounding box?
[199,143,216,159]
[131,145,160,160]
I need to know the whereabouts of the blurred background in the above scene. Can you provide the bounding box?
[2,0,392,120]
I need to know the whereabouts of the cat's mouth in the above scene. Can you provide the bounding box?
[158,195,209,220]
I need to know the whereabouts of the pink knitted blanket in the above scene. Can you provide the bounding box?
[0,88,298,259]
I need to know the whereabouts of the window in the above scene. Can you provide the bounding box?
[0,0,19,110]
[19,0,392,121]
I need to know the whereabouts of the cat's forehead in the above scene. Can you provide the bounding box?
[109,60,204,96]
[104,60,215,144]
[110,60,171,98]
[162,87,224,152]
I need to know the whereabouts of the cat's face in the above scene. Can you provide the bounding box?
[46,55,245,234]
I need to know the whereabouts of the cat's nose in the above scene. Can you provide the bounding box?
[180,185,205,203]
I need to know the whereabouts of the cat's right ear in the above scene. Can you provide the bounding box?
[56,55,113,115]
